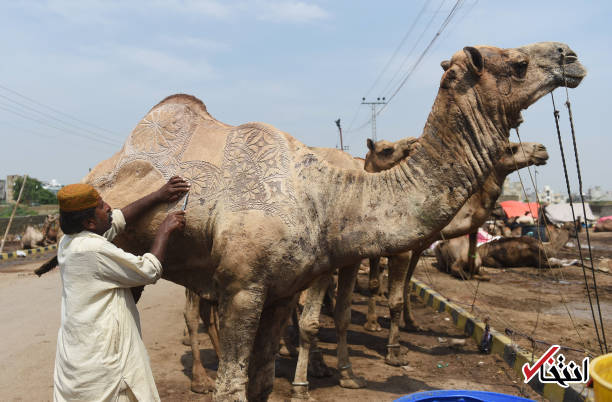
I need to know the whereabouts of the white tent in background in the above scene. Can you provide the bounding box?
[545,202,596,224]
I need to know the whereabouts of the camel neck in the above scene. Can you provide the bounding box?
[318,89,509,261]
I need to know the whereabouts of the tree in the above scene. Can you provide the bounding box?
[12,176,57,205]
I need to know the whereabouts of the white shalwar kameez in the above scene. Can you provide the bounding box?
[54,209,162,402]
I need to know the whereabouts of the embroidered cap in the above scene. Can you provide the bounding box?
[57,184,100,212]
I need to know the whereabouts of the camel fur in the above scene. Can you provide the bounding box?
[83,42,585,401]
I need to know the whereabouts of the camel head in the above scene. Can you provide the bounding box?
[364,136,418,172]
[438,42,586,131]
[496,141,549,175]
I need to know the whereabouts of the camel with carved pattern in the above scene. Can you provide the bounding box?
[83,42,585,401]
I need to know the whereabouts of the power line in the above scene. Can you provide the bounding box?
[380,0,446,97]
[363,0,429,100]
[0,92,120,144]
[347,0,465,134]
[378,0,464,115]
[0,102,119,147]
[0,83,121,138]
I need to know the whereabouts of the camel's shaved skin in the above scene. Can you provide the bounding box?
[84,43,585,401]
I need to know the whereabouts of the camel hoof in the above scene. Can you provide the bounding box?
[385,352,411,367]
[339,375,366,389]
[291,384,315,401]
[363,321,382,332]
[190,377,215,394]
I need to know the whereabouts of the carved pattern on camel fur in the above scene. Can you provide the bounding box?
[82,42,585,401]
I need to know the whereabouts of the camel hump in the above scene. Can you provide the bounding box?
[150,93,230,127]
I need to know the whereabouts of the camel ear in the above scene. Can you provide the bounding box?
[367,138,374,151]
[441,60,450,71]
[463,46,483,75]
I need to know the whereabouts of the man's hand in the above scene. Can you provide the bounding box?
[159,211,187,235]
[156,176,190,203]
[150,211,186,263]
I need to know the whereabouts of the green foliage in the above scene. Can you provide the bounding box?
[12,176,57,205]
[0,205,37,218]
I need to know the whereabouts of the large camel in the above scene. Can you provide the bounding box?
[183,147,365,395]
[83,42,585,401]
[362,139,549,366]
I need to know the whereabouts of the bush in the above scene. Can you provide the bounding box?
[0,205,37,218]
[12,177,57,205]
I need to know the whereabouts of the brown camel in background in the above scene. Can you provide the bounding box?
[478,223,574,268]
[363,139,549,366]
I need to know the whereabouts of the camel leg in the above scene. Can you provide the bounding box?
[214,287,265,402]
[466,232,477,278]
[385,254,411,366]
[248,295,298,402]
[402,249,423,332]
[292,274,333,400]
[279,307,299,357]
[184,289,215,394]
[200,299,222,358]
[335,263,366,389]
[363,257,382,332]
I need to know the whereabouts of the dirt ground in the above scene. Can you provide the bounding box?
[1,232,609,401]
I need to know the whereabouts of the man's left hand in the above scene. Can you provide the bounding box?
[156,176,190,203]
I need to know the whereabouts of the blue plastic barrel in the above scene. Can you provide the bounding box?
[394,390,534,402]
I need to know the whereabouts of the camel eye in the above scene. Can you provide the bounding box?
[512,60,528,78]
[380,147,394,157]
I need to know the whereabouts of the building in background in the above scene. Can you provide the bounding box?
[5,175,20,202]
[500,178,524,201]
[43,179,62,194]
[588,186,612,201]
[0,179,5,202]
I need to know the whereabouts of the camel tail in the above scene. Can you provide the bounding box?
[35,255,58,276]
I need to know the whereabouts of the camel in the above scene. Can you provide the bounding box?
[183,146,366,395]
[41,214,62,245]
[21,225,44,249]
[478,223,574,268]
[434,235,482,277]
[595,219,612,232]
[363,139,549,366]
[82,42,585,401]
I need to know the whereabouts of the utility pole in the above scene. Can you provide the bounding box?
[0,174,27,253]
[361,97,386,141]
[334,118,348,151]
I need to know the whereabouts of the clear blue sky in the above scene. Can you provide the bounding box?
[1,0,610,196]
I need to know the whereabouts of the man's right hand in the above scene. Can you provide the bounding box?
[150,211,186,263]
[160,211,186,235]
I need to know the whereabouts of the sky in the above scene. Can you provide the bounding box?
[1,0,610,198]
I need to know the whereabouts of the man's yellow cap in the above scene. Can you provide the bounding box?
[57,184,100,212]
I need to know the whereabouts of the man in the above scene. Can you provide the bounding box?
[53,176,190,402]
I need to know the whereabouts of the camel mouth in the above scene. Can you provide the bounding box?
[559,61,587,88]
[534,158,548,166]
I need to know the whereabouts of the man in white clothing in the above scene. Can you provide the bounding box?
[53,177,189,402]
